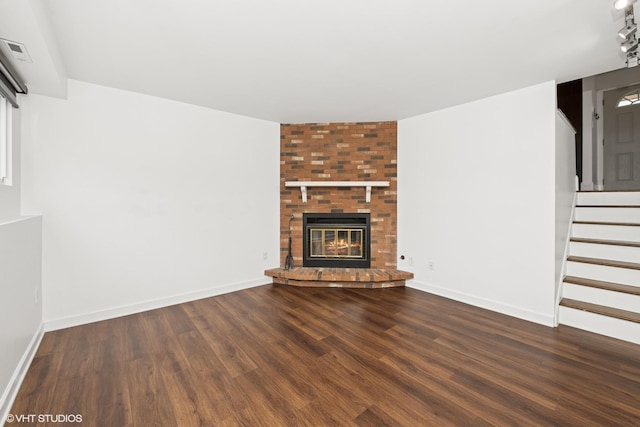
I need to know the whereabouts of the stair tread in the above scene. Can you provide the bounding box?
[563,276,640,296]
[570,237,640,248]
[573,221,640,227]
[560,298,640,324]
[567,256,640,270]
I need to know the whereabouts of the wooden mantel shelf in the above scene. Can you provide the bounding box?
[285,181,390,203]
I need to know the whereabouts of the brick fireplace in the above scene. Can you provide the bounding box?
[265,121,413,287]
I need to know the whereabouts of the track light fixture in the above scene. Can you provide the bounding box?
[618,19,638,40]
[621,38,639,52]
[619,22,637,39]
[615,1,639,67]
[614,0,636,11]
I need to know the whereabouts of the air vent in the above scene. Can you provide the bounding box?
[0,39,32,63]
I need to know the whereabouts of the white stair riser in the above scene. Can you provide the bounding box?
[559,306,640,345]
[563,192,640,344]
[574,207,640,223]
[577,192,640,206]
[562,283,640,313]
[569,242,640,264]
[572,224,640,241]
[566,261,640,287]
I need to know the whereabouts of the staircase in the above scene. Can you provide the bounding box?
[558,190,640,345]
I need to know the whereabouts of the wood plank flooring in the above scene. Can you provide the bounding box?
[10,285,640,426]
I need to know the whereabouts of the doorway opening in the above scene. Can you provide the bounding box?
[603,84,640,190]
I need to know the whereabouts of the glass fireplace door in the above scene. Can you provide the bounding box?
[303,212,370,268]
[310,228,363,258]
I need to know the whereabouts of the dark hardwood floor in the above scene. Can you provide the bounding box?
[10,285,640,426]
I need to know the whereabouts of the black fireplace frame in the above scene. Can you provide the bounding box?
[302,212,371,268]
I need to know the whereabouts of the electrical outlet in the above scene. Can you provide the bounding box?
[263,252,268,260]
[428,261,434,271]
[35,287,38,304]
[409,257,414,267]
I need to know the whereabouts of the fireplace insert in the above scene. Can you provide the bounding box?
[303,213,370,268]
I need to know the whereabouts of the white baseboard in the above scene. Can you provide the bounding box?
[0,323,44,425]
[407,280,555,327]
[44,277,268,332]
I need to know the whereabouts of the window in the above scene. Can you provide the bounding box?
[616,88,640,107]
[0,94,12,186]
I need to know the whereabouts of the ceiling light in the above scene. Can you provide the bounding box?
[614,0,637,10]
[621,38,639,52]
[619,23,637,39]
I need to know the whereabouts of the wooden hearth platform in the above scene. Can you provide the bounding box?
[265,267,413,288]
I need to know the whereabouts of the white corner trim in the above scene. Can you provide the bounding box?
[556,109,577,134]
[554,190,578,326]
[44,278,268,332]
[0,323,44,424]
[407,280,555,327]
[0,215,42,227]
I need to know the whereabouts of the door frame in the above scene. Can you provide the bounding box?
[595,81,640,190]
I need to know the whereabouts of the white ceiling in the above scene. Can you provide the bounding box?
[0,0,632,123]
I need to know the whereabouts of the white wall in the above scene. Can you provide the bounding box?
[0,216,43,422]
[21,80,280,329]
[0,97,43,421]
[398,81,557,326]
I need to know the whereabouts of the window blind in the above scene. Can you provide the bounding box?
[0,48,28,108]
